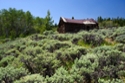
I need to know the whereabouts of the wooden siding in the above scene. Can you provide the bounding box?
[57,17,99,33]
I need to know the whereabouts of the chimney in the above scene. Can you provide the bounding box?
[72,16,74,19]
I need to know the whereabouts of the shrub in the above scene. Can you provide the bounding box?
[43,30,56,36]
[0,56,14,67]
[14,74,46,83]
[115,34,125,43]
[93,45,113,54]
[30,34,46,41]
[33,53,61,76]
[71,54,98,82]
[82,32,104,46]
[93,46,125,79]
[114,43,125,52]
[92,28,115,38]
[47,67,72,83]
[71,34,82,44]
[0,66,28,83]
[51,33,73,41]
[21,52,61,77]
[98,78,124,83]
[111,26,125,41]
[42,40,71,53]
[55,46,87,68]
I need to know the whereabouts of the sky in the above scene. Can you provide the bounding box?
[0,0,125,24]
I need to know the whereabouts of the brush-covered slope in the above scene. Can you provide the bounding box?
[0,27,125,83]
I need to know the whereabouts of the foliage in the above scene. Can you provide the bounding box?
[112,26,125,43]
[47,67,74,83]
[97,16,125,28]
[98,78,124,83]
[14,74,46,83]
[93,46,125,80]
[0,8,56,39]
[113,43,125,52]
[1,27,125,82]
[81,32,104,46]
[0,56,14,67]
[0,66,28,83]
[45,10,54,30]
[0,8,35,38]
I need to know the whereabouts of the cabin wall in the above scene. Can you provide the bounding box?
[82,24,99,31]
[58,24,65,33]
[58,23,99,33]
[58,20,66,33]
[65,23,85,33]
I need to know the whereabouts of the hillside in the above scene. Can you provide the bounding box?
[0,26,125,83]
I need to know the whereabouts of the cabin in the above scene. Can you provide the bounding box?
[57,17,99,33]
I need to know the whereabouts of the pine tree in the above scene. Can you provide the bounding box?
[45,10,54,30]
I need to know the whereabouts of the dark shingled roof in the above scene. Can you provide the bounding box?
[60,17,98,24]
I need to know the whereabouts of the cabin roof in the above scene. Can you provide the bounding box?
[60,17,98,24]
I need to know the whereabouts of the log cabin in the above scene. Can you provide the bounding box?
[57,17,99,33]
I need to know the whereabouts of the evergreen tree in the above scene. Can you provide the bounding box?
[45,10,54,30]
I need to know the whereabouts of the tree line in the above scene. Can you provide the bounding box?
[97,16,125,28]
[0,8,57,39]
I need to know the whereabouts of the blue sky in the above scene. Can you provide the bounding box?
[0,0,125,23]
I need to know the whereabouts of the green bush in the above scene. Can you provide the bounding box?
[51,33,73,41]
[71,54,98,82]
[114,43,125,52]
[42,40,71,53]
[0,56,14,67]
[82,32,104,46]
[55,46,87,68]
[98,78,124,83]
[115,34,125,43]
[47,67,74,83]
[111,26,125,42]
[93,46,125,79]
[90,28,116,38]
[14,74,46,83]
[0,66,28,83]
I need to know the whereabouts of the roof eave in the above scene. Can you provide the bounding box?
[61,17,67,23]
